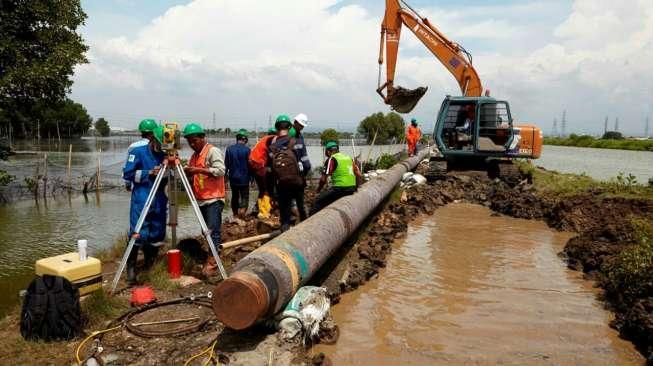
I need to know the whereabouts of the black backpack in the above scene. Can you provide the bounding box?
[270,137,304,188]
[20,275,82,342]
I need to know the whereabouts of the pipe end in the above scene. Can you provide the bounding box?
[212,272,269,330]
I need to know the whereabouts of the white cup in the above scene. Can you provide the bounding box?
[78,239,88,261]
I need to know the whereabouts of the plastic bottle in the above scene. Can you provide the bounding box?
[78,239,88,261]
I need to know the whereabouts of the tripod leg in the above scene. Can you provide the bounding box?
[110,164,168,293]
[175,163,228,280]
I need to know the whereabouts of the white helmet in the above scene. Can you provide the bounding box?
[293,113,308,127]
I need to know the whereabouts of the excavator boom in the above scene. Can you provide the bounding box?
[378,0,483,112]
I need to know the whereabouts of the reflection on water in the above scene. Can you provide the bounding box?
[315,203,644,365]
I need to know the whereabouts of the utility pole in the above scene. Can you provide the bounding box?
[561,110,567,137]
[614,117,619,132]
[604,116,608,135]
[646,116,650,138]
[552,118,558,137]
[212,112,216,138]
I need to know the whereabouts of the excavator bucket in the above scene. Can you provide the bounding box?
[387,86,428,113]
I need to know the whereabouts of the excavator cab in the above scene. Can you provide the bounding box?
[434,96,517,159]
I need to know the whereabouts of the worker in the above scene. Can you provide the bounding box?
[122,124,168,285]
[406,118,422,156]
[182,123,226,249]
[456,104,475,147]
[268,114,307,231]
[249,127,276,218]
[124,118,158,191]
[311,141,362,215]
[225,128,251,218]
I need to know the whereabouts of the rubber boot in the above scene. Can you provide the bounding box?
[126,247,139,286]
[143,245,159,270]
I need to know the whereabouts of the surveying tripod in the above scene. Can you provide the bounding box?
[110,151,228,293]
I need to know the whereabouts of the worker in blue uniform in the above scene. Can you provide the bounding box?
[124,119,158,191]
[122,124,168,285]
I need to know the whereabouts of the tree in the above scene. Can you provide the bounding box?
[357,112,405,144]
[320,128,339,146]
[602,131,624,140]
[0,0,88,137]
[94,118,110,137]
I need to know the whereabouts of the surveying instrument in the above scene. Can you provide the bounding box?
[110,122,227,293]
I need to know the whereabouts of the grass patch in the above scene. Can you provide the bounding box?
[81,290,130,327]
[140,259,180,292]
[602,240,653,307]
[544,135,653,151]
[515,160,653,200]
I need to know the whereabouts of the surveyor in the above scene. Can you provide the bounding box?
[310,141,362,215]
[225,128,251,218]
[268,115,308,231]
[249,127,276,218]
[183,122,226,249]
[122,124,168,285]
[124,118,158,191]
[406,118,422,156]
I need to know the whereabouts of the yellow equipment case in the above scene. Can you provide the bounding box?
[35,253,102,296]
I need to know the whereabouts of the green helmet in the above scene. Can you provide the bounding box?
[236,128,248,139]
[152,125,164,144]
[325,141,338,150]
[138,119,157,133]
[267,127,277,135]
[274,114,291,129]
[411,118,418,125]
[183,122,205,137]
[289,127,297,138]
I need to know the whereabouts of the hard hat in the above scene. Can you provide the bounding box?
[293,113,308,127]
[411,118,417,123]
[289,127,297,138]
[325,141,338,150]
[236,128,248,139]
[152,125,164,144]
[183,123,205,137]
[267,127,277,135]
[274,114,291,129]
[138,119,157,133]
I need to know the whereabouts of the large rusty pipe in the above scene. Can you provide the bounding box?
[213,149,429,329]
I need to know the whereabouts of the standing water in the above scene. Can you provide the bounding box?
[315,203,644,365]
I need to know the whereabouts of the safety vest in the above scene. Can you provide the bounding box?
[249,135,274,171]
[407,125,421,142]
[331,152,356,188]
[188,143,225,201]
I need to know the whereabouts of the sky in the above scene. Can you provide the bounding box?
[71,0,653,136]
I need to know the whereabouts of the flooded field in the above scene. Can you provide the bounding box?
[315,203,644,365]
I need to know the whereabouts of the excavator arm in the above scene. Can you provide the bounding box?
[378,0,483,113]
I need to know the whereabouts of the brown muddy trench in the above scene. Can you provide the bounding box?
[314,203,644,365]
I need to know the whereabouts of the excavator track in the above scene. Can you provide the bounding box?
[425,159,447,182]
[488,160,522,186]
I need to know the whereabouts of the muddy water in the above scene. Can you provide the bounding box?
[315,203,644,365]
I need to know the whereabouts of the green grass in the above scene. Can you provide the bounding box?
[81,289,130,326]
[140,259,180,292]
[544,135,653,151]
[516,160,653,200]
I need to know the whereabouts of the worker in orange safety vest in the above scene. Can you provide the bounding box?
[406,118,422,156]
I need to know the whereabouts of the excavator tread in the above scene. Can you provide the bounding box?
[425,159,447,182]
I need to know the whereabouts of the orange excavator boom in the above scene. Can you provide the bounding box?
[378,0,483,112]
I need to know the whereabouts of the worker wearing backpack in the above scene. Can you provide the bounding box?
[268,115,308,231]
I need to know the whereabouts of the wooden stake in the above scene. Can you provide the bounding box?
[365,130,379,167]
[43,153,47,199]
[96,147,101,190]
[219,231,280,250]
[67,144,73,188]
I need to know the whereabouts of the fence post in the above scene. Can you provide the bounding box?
[96,147,101,190]
[43,153,48,199]
[67,144,73,189]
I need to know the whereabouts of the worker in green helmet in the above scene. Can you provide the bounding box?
[123,119,159,191]
[267,114,309,231]
[225,128,251,218]
[310,140,362,215]
[182,123,226,276]
[122,124,167,285]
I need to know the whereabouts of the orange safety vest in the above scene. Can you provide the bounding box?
[248,135,274,173]
[407,125,421,143]
[188,143,225,200]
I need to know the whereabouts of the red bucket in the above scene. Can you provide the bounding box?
[167,249,182,278]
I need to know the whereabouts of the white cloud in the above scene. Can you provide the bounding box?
[72,0,653,135]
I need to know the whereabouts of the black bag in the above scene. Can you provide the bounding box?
[20,275,82,342]
[270,137,303,188]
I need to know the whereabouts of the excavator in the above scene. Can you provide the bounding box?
[377,0,543,181]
